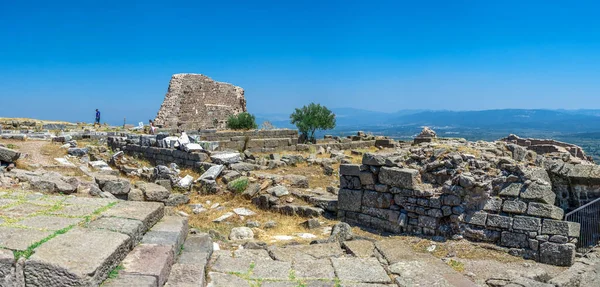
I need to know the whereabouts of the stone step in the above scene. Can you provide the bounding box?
[164,232,214,286]
[103,216,189,287]
[0,196,165,287]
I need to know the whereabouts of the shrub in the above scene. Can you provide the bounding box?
[226,112,258,130]
[227,177,249,193]
[290,103,336,143]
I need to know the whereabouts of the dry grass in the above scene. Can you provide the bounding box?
[177,192,337,245]
[263,162,339,189]
[40,143,66,158]
[410,237,522,263]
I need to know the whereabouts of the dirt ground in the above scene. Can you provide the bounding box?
[0,139,62,167]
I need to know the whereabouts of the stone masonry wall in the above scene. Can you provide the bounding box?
[154,74,247,130]
[198,129,299,152]
[338,154,582,267]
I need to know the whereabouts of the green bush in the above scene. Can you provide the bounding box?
[227,177,249,193]
[226,112,258,130]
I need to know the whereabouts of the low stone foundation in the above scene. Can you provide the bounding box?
[338,155,581,267]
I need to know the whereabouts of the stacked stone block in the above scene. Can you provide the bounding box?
[338,154,581,267]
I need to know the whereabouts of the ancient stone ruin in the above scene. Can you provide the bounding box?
[154,74,247,131]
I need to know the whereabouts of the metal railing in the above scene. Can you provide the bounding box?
[565,197,600,254]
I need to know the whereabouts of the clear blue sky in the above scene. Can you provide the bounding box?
[1,0,600,125]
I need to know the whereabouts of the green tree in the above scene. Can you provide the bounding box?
[227,112,258,130]
[290,103,336,143]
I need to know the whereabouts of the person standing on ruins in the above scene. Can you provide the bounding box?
[95,109,101,126]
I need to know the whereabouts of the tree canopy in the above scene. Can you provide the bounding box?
[290,103,336,143]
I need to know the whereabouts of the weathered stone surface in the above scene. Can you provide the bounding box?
[141,216,189,253]
[520,182,556,205]
[390,260,478,287]
[512,216,541,232]
[154,74,247,130]
[127,188,145,201]
[165,263,206,286]
[378,167,419,189]
[331,257,391,283]
[229,227,254,240]
[16,215,82,231]
[94,174,131,195]
[199,165,225,181]
[464,212,487,226]
[499,183,522,197]
[500,231,529,248]
[338,189,363,212]
[101,201,164,231]
[103,274,158,287]
[539,242,576,266]
[140,182,170,202]
[0,147,20,163]
[486,214,512,229]
[207,272,250,287]
[293,258,335,280]
[250,260,292,280]
[24,228,131,287]
[121,244,174,286]
[483,197,503,212]
[210,152,241,164]
[0,227,52,251]
[362,190,393,209]
[342,240,375,258]
[0,249,16,286]
[541,219,580,237]
[502,199,528,214]
[527,203,565,219]
[340,164,361,176]
[268,186,289,197]
[88,217,145,247]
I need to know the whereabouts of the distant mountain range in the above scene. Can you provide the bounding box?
[256,108,600,136]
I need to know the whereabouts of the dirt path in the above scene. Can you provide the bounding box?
[0,139,62,167]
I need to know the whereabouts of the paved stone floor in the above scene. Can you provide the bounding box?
[206,240,478,287]
[0,190,164,287]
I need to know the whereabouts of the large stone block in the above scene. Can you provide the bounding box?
[499,183,522,197]
[94,175,131,195]
[512,216,541,231]
[542,220,580,237]
[378,167,420,189]
[520,182,556,205]
[502,199,528,214]
[338,189,363,212]
[418,216,439,229]
[527,203,565,220]
[0,147,20,163]
[539,242,576,266]
[362,190,392,209]
[486,214,512,229]
[339,164,361,176]
[24,228,131,287]
[500,231,529,248]
[464,212,487,226]
[121,244,174,286]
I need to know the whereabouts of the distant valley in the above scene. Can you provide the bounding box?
[256,108,600,162]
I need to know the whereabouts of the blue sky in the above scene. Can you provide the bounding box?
[1,0,600,125]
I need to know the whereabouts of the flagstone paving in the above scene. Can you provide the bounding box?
[0,190,166,287]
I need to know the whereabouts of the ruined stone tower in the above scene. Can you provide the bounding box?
[154,74,247,130]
